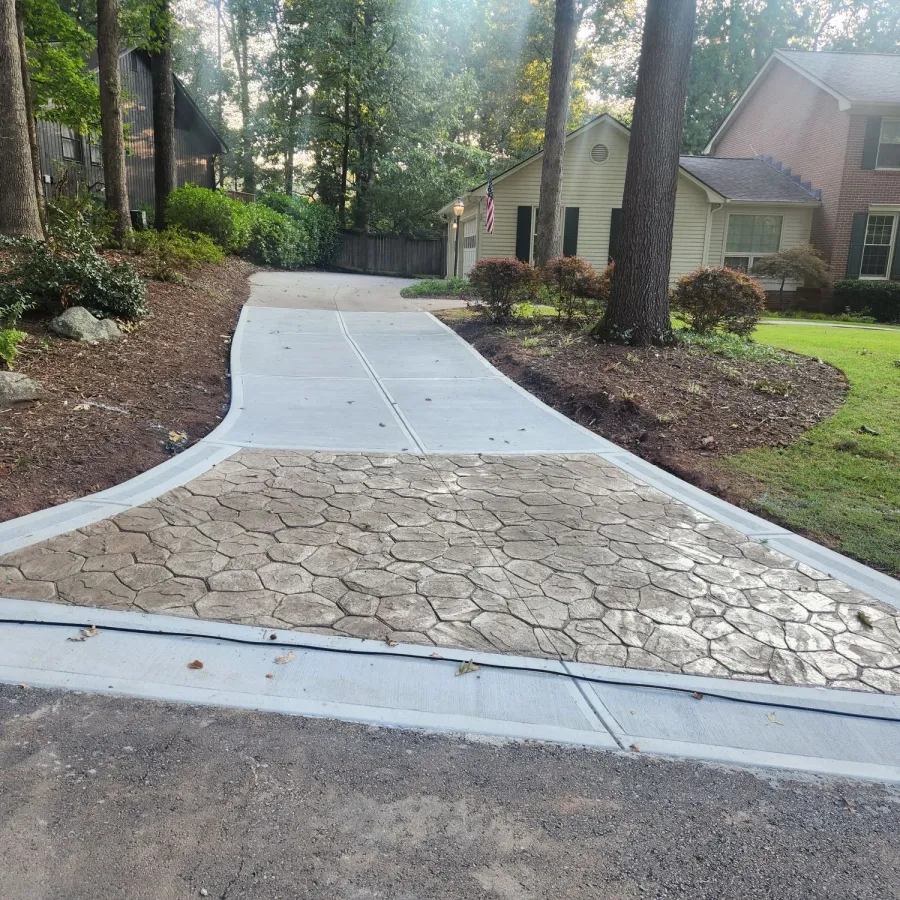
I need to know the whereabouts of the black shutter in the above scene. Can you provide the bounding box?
[608,208,623,263]
[515,206,532,261]
[846,212,869,278]
[861,116,882,169]
[562,208,579,257]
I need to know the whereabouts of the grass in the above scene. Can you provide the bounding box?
[721,324,900,576]
[399,277,467,299]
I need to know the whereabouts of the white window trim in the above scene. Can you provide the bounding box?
[859,212,897,280]
[722,212,784,270]
[875,117,900,171]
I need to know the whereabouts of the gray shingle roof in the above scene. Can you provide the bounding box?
[778,50,900,105]
[678,156,820,203]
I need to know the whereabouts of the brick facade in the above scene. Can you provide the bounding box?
[712,58,900,302]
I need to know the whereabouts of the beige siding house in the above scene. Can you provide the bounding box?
[440,115,820,291]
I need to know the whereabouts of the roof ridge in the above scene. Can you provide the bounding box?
[778,48,900,58]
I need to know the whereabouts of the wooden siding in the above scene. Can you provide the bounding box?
[454,120,711,281]
[708,204,814,291]
[36,49,218,210]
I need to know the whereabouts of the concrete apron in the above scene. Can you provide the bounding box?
[2,272,899,781]
[2,598,899,783]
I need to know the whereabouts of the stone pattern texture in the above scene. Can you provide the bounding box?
[2,451,899,694]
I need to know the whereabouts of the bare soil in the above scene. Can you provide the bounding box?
[442,316,847,496]
[0,257,252,522]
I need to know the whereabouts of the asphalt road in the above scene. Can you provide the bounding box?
[1,685,898,900]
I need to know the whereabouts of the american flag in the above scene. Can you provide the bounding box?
[485,178,495,234]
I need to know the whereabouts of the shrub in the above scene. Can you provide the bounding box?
[258,194,339,265]
[0,236,147,323]
[671,266,766,337]
[129,227,225,281]
[46,193,113,249]
[239,204,305,268]
[0,328,26,369]
[834,279,900,324]
[166,184,247,251]
[400,277,467,299]
[538,256,600,323]
[751,243,830,303]
[467,257,536,321]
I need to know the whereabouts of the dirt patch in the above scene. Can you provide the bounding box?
[442,316,847,495]
[1,257,252,522]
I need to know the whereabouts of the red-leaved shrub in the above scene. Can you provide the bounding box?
[671,266,766,337]
[467,257,536,321]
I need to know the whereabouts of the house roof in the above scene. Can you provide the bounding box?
[705,49,900,153]
[777,50,900,106]
[677,156,820,203]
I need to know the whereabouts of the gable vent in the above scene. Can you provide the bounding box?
[590,143,609,165]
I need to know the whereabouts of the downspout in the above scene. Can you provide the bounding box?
[703,202,724,265]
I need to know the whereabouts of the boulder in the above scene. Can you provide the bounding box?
[0,372,45,408]
[49,307,122,342]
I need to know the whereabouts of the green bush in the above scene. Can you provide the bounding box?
[538,256,603,323]
[399,277,467,299]
[834,279,900,323]
[166,184,247,251]
[0,328,26,369]
[467,257,536,321]
[671,266,766,337]
[240,204,304,268]
[46,193,113,249]
[258,194,339,265]
[129,227,225,281]
[0,236,147,324]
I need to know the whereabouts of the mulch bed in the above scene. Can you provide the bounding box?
[442,316,847,495]
[0,256,253,522]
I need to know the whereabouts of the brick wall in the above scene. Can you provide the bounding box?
[832,116,900,281]
[713,60,848,278]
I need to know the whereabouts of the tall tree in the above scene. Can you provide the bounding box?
[96,0,130,242]
[596,0,697,345]
[0,0,42,238]
[15,0,44,225]
[149,0,175,230]
[533,0,581,267]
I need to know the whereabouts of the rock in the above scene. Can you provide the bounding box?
[49,306,122,342]
[0,372,44,408]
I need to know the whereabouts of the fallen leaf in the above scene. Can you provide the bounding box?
[384,638,398,647]
[629,743,641,753]
[766,712,783,726]
[455,659,481,676]
[269,633,278,640]
[690,691,704,700]
[187,659,204,670]
[168,431,188,443]
[428,652,444,659]
[274,650,296,665]
[843,797,857,812]
[265,673,274,680]
[73,403,90,412]
[857,610,874,629]
[68,625,99,642]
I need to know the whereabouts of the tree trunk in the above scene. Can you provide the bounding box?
[238,26,254,194]
[596,0,697,345]
[0,0,42,238]
[352,121,374,231]
[534,0,579,268]
[150,0,176,231]
[338,81,351,227]
[283,92,297,195]
[97,0,131,243]
[15,0,44,228]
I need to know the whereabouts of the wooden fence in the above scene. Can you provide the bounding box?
[332,231,446,278]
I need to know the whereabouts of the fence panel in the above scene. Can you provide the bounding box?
[333,231,446,278]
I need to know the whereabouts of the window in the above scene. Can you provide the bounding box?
[60,126,82,161]
[876,119,900,169]
[860,214,896,278]
[723,214,783,271]
[89,143,102,166]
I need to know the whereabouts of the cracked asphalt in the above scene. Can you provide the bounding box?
[2,684,898,900]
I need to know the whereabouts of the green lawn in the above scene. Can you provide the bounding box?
[722,324,900,576]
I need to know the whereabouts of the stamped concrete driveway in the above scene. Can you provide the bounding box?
[1,272,899,695]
